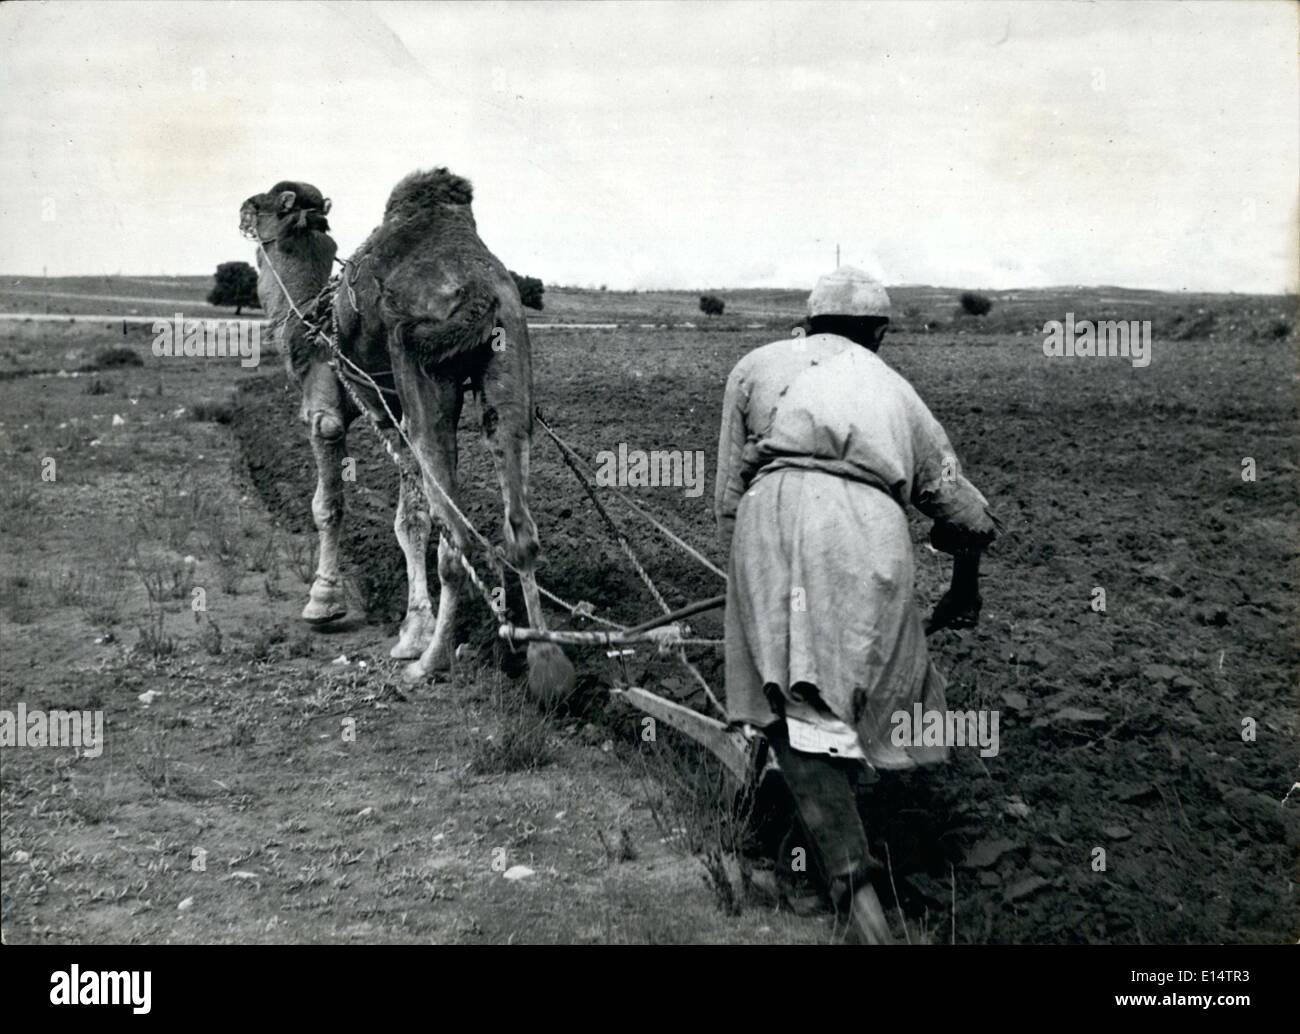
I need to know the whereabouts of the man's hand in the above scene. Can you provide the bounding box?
[926,586,982,634]
[926,543,983,634]
[926,520,988,635]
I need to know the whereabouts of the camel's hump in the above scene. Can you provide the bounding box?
[384,168,474,220]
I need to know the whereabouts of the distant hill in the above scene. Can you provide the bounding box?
[0,275,1291,343]
[0,275,224,318]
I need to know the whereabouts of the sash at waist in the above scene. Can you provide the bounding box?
[745,453,904,507]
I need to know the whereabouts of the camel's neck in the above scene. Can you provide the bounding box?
[267,231,335,280]
[258,230,337,310]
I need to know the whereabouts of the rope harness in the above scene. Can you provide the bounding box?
[254,237,727,715]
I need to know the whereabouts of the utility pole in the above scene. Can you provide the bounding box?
[835,244,840,269]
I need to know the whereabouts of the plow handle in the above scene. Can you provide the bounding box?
[625,594,727,635]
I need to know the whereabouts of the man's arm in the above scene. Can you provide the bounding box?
[905,390,997,630]
[907,395,996,543]
[714,362,750,559]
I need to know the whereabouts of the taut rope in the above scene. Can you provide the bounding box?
[254,238,625,630]
[253,236,727,715]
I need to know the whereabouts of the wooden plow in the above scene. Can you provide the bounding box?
[504,410,983,780]
[496,410,735,733]
[499,593,726,649]
[254,242,740,765]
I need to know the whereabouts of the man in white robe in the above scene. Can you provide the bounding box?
[715,267,996,942]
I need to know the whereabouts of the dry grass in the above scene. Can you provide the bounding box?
[133,601,176,659]
[639,730,756,916]
[0,480,39,538]
[287,538,317,585]
[79,572,130,628]
[1,569,38,623]
[470,688,557,775]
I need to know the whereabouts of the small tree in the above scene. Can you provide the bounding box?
[958,291,993,316]
[699,294,725,317]
[208,261,260,315]
[509,270,545,311]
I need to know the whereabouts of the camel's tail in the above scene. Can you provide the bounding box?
[387,279,498,372]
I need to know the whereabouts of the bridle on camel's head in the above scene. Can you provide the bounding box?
[241,183,332,246]
[240,206,332,247]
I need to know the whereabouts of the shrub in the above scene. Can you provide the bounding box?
[188,398,234,424]
[1172,311,1215,340]
[958,291,993,316]
[199,618,223,656]
[133,605,176,659]
[699,294,725,317]
[91,346,143,369]
[509,270,545,311]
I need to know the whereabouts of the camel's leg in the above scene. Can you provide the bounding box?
[302,363,348,624]
[401,531,467,684]
[389,446,436,658]
[479,330,575,704]
[388,355,466,684]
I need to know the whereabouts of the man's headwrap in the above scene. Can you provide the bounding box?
[807,266,891,319]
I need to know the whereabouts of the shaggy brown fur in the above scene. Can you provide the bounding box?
[350,169,510,373]
[326,166,571,692]
[238,167,571,694]
[383,167,474,219]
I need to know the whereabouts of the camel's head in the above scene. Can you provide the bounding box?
[240,181,332,244]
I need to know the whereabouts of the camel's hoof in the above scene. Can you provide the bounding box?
[389,635,432,660]
[526,643,576,708]
[402,646,451,683]
[389,610,435,659]
[302,580,346,625]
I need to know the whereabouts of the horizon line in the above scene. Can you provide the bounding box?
[0,272,1295,299]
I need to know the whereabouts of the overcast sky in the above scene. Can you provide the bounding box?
[1,0,1296,291]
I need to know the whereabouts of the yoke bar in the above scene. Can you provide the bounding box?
[499,623,690,648]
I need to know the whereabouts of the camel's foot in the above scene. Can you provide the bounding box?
[401,649,452,685]
[302,577,346,625]
[389,605,436,659]
[526,643,576,708]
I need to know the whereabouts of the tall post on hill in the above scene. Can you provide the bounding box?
[835,244,840,269]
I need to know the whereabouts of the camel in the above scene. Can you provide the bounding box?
[239,181,348,623]
[239,170,573,699]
